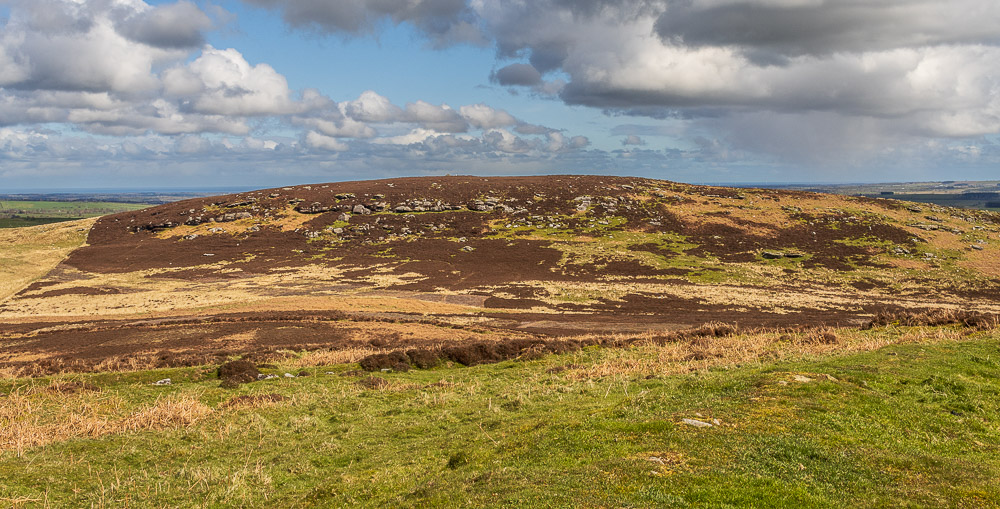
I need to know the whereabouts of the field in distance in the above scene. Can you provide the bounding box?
[0,200,149,228]
[784,180,1000,212]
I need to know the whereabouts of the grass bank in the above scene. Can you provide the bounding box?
[1,325,998,507]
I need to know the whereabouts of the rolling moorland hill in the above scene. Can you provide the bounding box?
[1,175,999,376]
[5,176,1000,506]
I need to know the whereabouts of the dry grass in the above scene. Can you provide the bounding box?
[559,324,978,381]
[0,262,488,319]
[292,347,384,367]
[0,218,95,303]
[0,392,211,457]
[120,397,212,432]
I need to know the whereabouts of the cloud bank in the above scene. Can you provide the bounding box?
[4,0,1000,187]
[0,0,592,186]
[248,0,1000,166]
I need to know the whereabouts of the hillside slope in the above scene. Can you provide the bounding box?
[2,175,999,374]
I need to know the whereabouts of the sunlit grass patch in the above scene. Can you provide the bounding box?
[1,325,999,506]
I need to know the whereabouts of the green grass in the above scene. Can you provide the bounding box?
[0,200,147,222]
[2,331,1000,507]
[0,217,77,228]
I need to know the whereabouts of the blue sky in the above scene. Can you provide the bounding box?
[1,0,999,189]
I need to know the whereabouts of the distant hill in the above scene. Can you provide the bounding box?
[2,174,1000,375]
[32,175,995,326]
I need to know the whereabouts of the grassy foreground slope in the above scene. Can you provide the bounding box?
[2,324,999,507]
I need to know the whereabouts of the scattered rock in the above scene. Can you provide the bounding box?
[297,202,330,214]
[152,378,172,386]
[284,373,295,378]
[761,251,784,259]
[792,375,814,383]
[460,246,476,252]
[682,418,713,428]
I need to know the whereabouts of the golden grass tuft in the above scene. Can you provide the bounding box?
[292,347,384,367]
[122,397,212,432]
[560,325,973,381]
[0,393,212,457]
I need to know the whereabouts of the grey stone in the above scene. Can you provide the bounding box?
[682,418,712,428]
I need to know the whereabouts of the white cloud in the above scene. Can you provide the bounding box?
[0,0,602,185]
[344,90,403,123]
[459,103,517,129]
[372,128,438,145]
[164,46,303,116]
[305,131,350,151]
[403,101,468,132]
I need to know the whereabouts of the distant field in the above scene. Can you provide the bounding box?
[0,201,148,228]
[780,180,1000,212]
[0,217,73,228]
[858,193,1000,212]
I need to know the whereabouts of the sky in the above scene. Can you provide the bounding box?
[1,0,1000,189]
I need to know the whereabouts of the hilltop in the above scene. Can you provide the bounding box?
[1,175,999,374]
